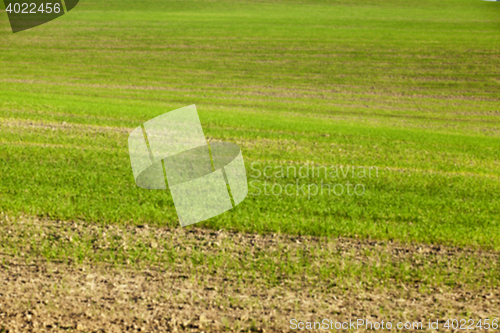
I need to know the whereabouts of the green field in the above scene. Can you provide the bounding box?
[1,0,499,250]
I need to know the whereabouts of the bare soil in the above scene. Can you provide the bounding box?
[0,219,499,332]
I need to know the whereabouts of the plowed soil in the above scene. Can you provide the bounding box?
[0,218,499,332]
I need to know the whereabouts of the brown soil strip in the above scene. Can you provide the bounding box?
[0,218,499,332]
